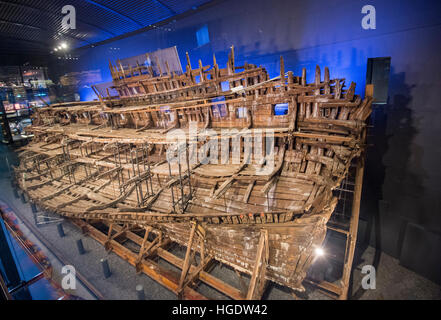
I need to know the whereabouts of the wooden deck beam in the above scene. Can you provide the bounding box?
[93,221,246,300]
[71,219,207,300]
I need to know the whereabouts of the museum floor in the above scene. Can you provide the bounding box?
[1,145,439,300]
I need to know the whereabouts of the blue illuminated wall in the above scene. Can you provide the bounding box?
[55,0,441,285]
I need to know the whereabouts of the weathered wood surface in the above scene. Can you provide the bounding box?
[16,48,372,294]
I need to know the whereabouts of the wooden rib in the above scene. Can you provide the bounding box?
[243,181,255,203]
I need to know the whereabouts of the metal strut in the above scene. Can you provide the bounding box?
[167,142,193,213]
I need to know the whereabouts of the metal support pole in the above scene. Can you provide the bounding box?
[57,223,65,237]
[135,147,143,202]
[0,100,13,144]
[101,258,111,278]
[76,239,86,255]
[117,144,125,185]
[185,144,193,198]
[145,143,153,195]
[141,144,149,196]
[136,284,145,300]
[177,146,185,213]
[130,148,141,206]
[30,202,38,213]
[113,147,122,190]
[167,152,176,213]
[5,156,12,182]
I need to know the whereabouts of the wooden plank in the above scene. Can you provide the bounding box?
[243,181,255,203]
[213,177,235,199]
[109,224,246,300]
[339,156,365,300]
[71,219,206,300]
[246,230,268,300]
[178,222,197,290]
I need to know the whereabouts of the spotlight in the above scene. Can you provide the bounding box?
[61,42,67,49]
[314,247,325,257]
[54,48,58,51]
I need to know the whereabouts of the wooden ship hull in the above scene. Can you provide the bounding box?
[14,47,372,298]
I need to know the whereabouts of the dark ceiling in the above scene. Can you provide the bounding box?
[0,0,212,56]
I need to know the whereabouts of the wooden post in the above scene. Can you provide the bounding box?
[280,56,285,86]
[338,85,372,299]
[246,229,268,300]
[178,222,197,292]
[365,84,374,98]
[135,226,152,270]
[339,155,365,299]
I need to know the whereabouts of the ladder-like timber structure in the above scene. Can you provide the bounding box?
[13,46,373,299]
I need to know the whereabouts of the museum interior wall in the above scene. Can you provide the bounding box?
[40,0,441,285]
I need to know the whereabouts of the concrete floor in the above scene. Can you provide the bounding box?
[1,145,440,300]
[351,246,441,300]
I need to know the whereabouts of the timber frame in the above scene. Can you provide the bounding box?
[64,154,365,300]
[69,218,273,300]
[305,154,366,300]
[14,46,374,299]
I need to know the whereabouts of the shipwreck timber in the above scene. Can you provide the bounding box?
[14,46,373,299]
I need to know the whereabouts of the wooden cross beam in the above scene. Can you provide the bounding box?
[105,223,130,252]
[179,256,213,295]
[135,226,153,273]
[177,221,209,298]
[39,168,100,201]
[243,181,255,203]
[178,222,197,291]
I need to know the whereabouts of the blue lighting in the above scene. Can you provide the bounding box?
[221,81,229,92]
[72,0,441,102]
[79,86,96,102]
[211,96,227,117]
[196,25,210,47]
[274,103,288,116]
